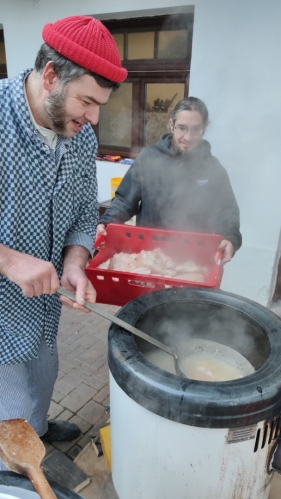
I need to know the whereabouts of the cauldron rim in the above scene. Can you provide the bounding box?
[108,287,281,428]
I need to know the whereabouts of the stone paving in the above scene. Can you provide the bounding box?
[44,302,119,464]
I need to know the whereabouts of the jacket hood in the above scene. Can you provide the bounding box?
[156,133,212,160]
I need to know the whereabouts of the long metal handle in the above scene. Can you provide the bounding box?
[58,286,173,356]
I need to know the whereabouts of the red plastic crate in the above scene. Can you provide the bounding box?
[86,224,224,306]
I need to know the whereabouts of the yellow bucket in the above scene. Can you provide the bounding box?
[110,177,123,198]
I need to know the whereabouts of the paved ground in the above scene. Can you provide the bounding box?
[44,302,120,497]
[44,300,281,499]
[45,302,120,458]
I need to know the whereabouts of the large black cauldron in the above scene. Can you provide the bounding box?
[108,287,281,428]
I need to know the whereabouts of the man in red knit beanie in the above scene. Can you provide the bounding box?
[0,15,127,461]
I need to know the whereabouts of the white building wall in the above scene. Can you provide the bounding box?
[0,0,280,305]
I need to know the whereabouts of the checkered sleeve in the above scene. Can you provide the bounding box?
[63,129,99,256]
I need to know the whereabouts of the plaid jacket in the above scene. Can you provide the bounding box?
[0,69,98,364]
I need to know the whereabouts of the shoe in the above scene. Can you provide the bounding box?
[40,420,81,443]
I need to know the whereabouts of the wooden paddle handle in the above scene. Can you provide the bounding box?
[28,467,58,499]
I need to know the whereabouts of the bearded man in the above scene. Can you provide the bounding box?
[97,97,242,264]
[0,15,127,464]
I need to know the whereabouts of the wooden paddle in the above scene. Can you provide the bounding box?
[0,418,58,499]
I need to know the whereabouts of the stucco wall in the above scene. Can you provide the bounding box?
[0,0,280,305]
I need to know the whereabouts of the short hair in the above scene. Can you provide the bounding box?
[170,97,209,126]
[34,43,120,90]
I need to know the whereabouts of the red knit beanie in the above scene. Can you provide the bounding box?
[42,15,127,83]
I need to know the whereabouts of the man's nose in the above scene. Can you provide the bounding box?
[84,106,100,125]
[183,129,192,139]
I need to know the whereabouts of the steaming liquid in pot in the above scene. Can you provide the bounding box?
[145,348,176,374]
[179,352,244,381]
[145,348,245,381]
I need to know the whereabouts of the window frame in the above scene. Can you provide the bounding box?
[94,13,193,158]
[0,29,7,80]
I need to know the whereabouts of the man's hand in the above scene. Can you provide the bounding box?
[95,224,107,249]
[216,239,234,265]
[60,245,96,313]
[60,271,97,313]
[0,245,59,297]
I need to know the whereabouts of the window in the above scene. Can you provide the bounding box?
[94,13,194,158]
[0,29,7,80]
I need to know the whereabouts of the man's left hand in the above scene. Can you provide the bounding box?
[217,239,234,265]
[60,245,96,312]
[60,270,96,313]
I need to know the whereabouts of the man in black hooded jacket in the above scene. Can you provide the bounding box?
[97,97,242,264]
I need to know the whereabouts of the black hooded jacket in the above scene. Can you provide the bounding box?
[99,134,242,251]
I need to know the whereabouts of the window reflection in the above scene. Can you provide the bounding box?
[99,83,132,147]
[112,33,124,60]
[128,32,155,60]
[145,83,185,146]
[158,30,188,59]
[0,42,6,64]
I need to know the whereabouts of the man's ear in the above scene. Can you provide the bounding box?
[42,61,59,92]
[169,119,174,133]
